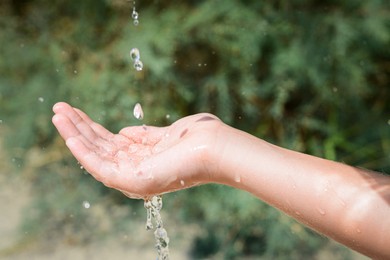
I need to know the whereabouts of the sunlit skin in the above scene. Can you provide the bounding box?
[52,102,390,259]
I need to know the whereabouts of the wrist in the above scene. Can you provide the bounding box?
[207,123,268,187]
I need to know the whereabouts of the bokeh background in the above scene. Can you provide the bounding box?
[0,0,389,259]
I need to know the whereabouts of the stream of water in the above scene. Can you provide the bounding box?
[130,4,170,257]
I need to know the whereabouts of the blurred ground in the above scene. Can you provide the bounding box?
[0,170,193,260]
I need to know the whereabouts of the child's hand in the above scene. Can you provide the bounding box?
[52,102,222,199]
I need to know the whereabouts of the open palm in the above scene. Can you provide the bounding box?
[52,102,221,199]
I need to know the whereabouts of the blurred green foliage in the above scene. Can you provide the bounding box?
[0,0,389,258]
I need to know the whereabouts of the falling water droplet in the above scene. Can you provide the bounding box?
[234,174,241,183]
[131,1,139,26]
[133,103,144,120]
[82,201,91,209]
[134,59,143,71]
[130,48,140,61]
[38,97,44,102]
[132,10,139,20]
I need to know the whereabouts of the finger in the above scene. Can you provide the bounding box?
[74,108,114,141]
[65,136,121,186]
[52,113,80,140]
[52,113,97,151]
[53,102,101,145]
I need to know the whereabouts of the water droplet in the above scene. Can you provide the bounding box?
[180,180,185,186]
[356,228,362,234]
[0,119,3,124]
[74,70,78,74]
[82,201,91,209]
[234,174,241,183]
[132,10,139,20]
[165,114,170,119]
[38,97,44,102]
[133,103,144,120]
[317,207,326,216]
[134,59,143,71]
[133,19,139,26]
[130,48,140,61]
[387,119,390,125]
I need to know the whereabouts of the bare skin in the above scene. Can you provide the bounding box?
[52,102,390,259]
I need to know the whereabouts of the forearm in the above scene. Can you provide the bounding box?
[212,124,390,259]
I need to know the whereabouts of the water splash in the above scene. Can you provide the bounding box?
[145,196,170,260]
[144,199,154,230]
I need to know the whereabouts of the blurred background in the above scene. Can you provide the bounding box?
[0,0,389,259]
